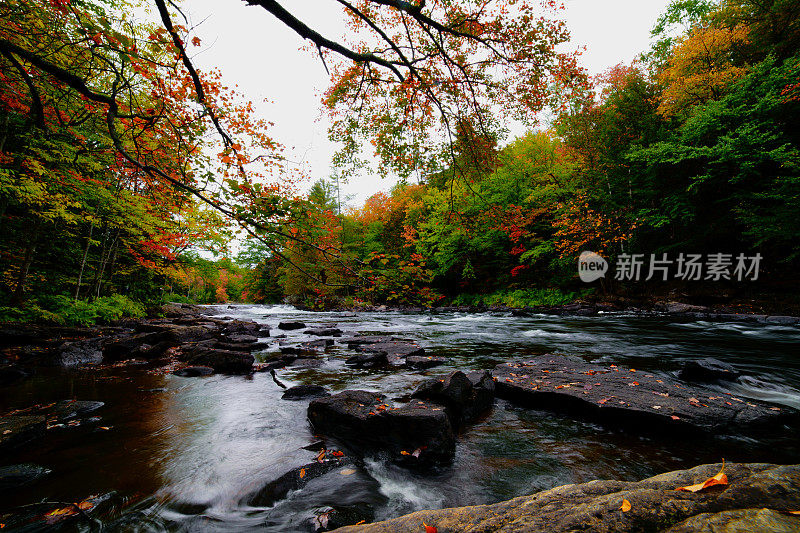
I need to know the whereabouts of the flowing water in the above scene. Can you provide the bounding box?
[2,305,800,531]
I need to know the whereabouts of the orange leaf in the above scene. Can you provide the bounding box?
[620,499,631,512]
[676,460,728,492]
[400,450,411,456]
[423,522,437,533]
[788,510,800,515]
[299,468,306,479]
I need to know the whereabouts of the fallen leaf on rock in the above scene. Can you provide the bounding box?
[598,398,611,405]
[423,522,437,533]
[788,510,800,515]
[356,520,366,525]
[652,405,662,410]
[770,407,782,411]
[340,469,356,476]
[316,450,326,463]
[299,468,306,479]
[671,415,681,420]
[620,499,631,512]
[629,382,640,386]
[676,460,728,492]
[400,450,411,456]
[2,430,11,435]
[329,450,344,457]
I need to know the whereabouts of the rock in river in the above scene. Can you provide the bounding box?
[0,463,51,491]
[405,355,447,370]
[0,415,46,451]
[278,321,306,330]
[173,366,215,377]
[181,347,254,374]
[411,370,494,425]
[679,358,740,382]
[307,390,455,466]
[493,355,792,434]
[282,384,330,400]
[331,463,800,533]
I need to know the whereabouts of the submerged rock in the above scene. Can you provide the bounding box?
[282,385,330,401]
[0,415,46,451]
[493,355,792,434]
[0,463,51,491]
[405,356,447,370]
[305,328,343,337]
[173,366,215,377]
[52,339,104,367]
[307,390,455,466]
[331,463,800,533]
[357,342,425,362]
[679,358,740,382]
[345,351,388,369]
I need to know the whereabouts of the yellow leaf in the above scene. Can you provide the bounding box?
[620,499,631,512]
[340,469,356,476]
[789,510,800,515]
[676,460,728,492]
[299,468,306,479]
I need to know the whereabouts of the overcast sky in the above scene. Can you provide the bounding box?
[174,0,674,207]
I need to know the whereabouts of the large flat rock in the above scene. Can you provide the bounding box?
[332,463,800,532]
[493,355,792,433]
[307,390,455,466]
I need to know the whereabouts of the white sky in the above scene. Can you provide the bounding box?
[175,0,674,207]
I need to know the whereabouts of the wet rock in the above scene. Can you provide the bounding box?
[307,390,455,466]
[663,301,709,313]
[332,463,800,533]
[182,347,254,374]
[305,328,343,337]
[679,358,740,382]
[162,303,201,317]
[280,339,332,355]
[103,332,166,361]
[52,338,103,367]
[412,370,494,425]
[173,366,215,377]
[278,321,307,330]
[291,357,324,368]
[357,342,425,363]
[0,415,46,451]
[0,463,51,491]
[345,351,388,369]
[667,508,800,532]
[223,320,262,335]
[166,325,220,344]
[51,400,104,421]
[765,315,800,325]
[241,454,353,507]
[405,356,447,370]
[226,334,259,344]
[340,335,395,347]
[282,385,331,400]
[493,355,792,434]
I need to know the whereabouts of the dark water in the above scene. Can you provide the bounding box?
[2,305,800,531]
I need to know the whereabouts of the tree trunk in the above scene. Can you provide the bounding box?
[75,223,93,301]
[10,220,42,307]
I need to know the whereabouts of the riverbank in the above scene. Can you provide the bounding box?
[1,303,799,530]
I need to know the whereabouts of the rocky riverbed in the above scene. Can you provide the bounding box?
[1,303,799,531]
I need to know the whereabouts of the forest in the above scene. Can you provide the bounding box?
[1,0,799,321]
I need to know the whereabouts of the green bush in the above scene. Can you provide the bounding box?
[1,294,146,326]
[450,287,591,308]
[161,293,197,305]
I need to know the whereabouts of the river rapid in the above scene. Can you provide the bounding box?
[2,304,800,531]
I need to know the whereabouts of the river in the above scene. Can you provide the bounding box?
[2,304,800,531]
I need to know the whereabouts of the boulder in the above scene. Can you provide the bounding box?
[182,348,254,374]
[411,370,494,425]
[0,463,51,491]
[280,339,332,355]
[331,463,800,533]
[226,334,259,344]
[51,400,104,421]
[278,321,307,330]
[679,358,741,382]
[223,320,262,335]
[282,384,331,400]
[305,328,343,337]
[493,355,793,434]
[173,366,215,377]
[405,356,447,370]
[52,339,103,367]
[307,390,455,466]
